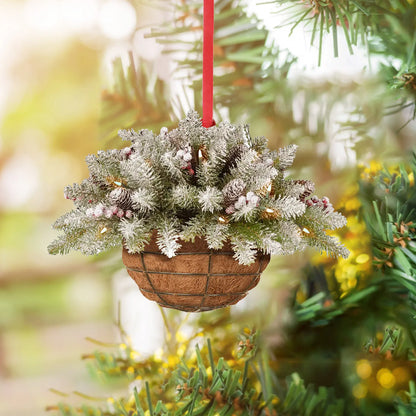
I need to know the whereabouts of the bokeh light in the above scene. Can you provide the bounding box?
[353,383,368,399]
[98,0,137,40]
[377,368,396,389]
[356,359,372,380]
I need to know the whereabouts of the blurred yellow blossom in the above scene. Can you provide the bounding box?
[360,161,383,181]
[353,383,368,399]
[377,368,396,389]
[312,184,372,297]
[356,360,372,379]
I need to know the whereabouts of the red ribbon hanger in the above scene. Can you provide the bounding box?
[202,0,215,128]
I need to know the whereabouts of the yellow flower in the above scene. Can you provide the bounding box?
[360,161,383,180]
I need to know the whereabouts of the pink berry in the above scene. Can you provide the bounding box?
[117,210,124,218]
[125,210,133,219]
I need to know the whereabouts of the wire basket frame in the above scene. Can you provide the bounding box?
[122,233,270,312]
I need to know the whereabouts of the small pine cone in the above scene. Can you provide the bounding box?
[220,144,247,177]
[108,187,133,210]
[222,178,246,207]
[294,180,315,201]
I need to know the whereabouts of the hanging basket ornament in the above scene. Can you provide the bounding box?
[48,0,349,312]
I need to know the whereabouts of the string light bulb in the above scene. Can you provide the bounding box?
[261,207,280,220]
[106,176,127,188]
[257,181,274,197]
[218,215,229,224]
[301,227,315,237]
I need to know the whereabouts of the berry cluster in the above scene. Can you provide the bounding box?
[225,191,260,214]
[86,203,133,219]
[176,145,195,175]
[120,146,133,159]
[306,195,333,213]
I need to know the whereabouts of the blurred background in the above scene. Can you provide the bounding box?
[0,1,145,413]
[1,0,415,415]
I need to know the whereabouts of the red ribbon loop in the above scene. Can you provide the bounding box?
[202,0,214,128]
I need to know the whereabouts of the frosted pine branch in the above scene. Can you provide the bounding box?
[118,128,138,142]
[198,187,223,213]
[308,232,350,259]
[171,184,199,209]
[277,144,298,170]
[205,223,229,250]
[180,214,210,242]
[131,189,156,213]
[258,236,283,255]
[231,237,258,265]
[156,217,181,258]
[268,196,306,219]
[49,112,348,264]
[53,209,91,230]
[302,206,347,231]
[119,218,152,253]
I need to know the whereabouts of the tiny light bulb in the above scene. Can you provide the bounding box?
[265,208,274,213]
[267,183,272,192]
[100,227,108,234]
[218,216,226,223]
[302,227,310,234]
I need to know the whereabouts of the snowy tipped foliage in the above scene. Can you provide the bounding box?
[49,111,349,264]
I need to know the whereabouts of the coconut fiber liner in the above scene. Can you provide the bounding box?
[122,232,270,312]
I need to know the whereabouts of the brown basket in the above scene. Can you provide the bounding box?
[122,232,270,312]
